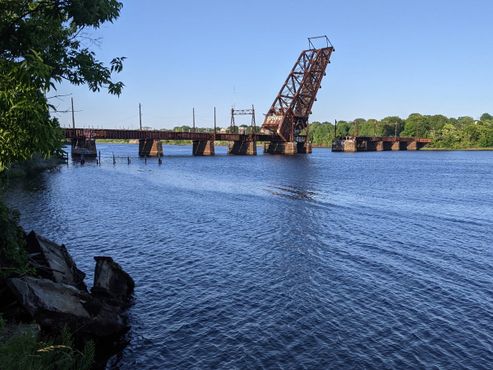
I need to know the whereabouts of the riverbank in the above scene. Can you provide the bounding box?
[422,147,493,151]
[0,227,135,368]
[1,163,135,369]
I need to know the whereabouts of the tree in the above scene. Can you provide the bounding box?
[437,123,465,149]
[380,116,404,136]
[0,0,125,170]
[308,121,334,146]
[480,113,493,122]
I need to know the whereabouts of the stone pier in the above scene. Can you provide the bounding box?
[264,141,298,155]
[391,141,407,151]
[139,139,163,157]
[193,140,215,156]
[406,141,425,151]
[71,138,97,157]
[376,141,393,151]
[228,140,257,155]
[339,139,357,152]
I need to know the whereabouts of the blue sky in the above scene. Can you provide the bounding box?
[52,0,493,129]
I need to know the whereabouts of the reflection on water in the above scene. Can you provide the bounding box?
[3,144,493,369]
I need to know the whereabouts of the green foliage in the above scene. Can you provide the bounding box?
[0,0,125,170]
[0,0,125,95]
[0,327,94,370]
[308,113,493,149]
[480,113,493,121]
[308,121,335,146]
[0,202,32,278]
[0,56,63,170]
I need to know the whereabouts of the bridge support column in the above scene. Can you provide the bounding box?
[228,140,257,155]
[407,141,417,150]
[193,140,215,156]
[71,138,97,158]
[264,141,297,155]
[297,142,312,154]
[139,139,163,157]
[391,141,406,151]
[344,139,358,152]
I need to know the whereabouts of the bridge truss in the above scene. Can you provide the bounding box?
[261,36,335,142]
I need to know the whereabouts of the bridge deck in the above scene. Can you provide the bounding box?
[63,128,280,142]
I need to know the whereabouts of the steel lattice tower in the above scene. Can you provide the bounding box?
[261,36,335,142]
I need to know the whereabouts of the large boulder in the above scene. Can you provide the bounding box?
[25,231,86,291]
[91,256,134,306]
[7,277,129,338]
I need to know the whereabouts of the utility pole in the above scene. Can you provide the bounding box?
[71,97,75,129]
[139,103,142,130]
[394,122,397,138]
[251,104,256,134]
[334,119,337,138]
[192,107,196,132]
[213,106,217,137]
[230,107,235,132]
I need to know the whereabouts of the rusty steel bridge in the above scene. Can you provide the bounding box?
[64,128,279,143]
[66,36,431,158]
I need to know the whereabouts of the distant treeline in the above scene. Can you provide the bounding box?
[148,114,493,150]
[308,113,493,149]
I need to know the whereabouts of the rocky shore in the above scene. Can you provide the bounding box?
[0,230,134,368]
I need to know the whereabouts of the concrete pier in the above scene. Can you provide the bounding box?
[406,141,426,150]
[193,140,215,156]
[139,139,163,157]
[376,141,393,151]
[71,138,97,157]
[264,141,297,155]
[332,138,357,152]
[391,141,406,151]
[228,140,257,155]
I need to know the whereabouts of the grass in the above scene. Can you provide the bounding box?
[0,326,94,370]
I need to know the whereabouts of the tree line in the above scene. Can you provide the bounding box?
[308,113,493,149]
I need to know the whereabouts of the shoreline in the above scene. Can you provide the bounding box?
[94,140,493,151]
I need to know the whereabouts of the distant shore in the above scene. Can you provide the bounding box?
[421,147,493,151]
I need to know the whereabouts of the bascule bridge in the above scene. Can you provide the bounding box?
[261,36,334,154]
[66,36,335,157]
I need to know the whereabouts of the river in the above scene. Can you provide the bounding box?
[3,144,493,368]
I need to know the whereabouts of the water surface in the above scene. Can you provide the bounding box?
[4,145,493,368]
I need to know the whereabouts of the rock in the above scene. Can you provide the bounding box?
[7,277,129,338]
[91,257,134,306]
[25,231,86,291]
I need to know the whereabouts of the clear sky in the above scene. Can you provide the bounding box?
[52,0,493,129]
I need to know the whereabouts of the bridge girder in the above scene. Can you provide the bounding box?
[261,43,334,142]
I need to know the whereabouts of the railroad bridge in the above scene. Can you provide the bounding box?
[65,36,430,158]
[332,136,432,152]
